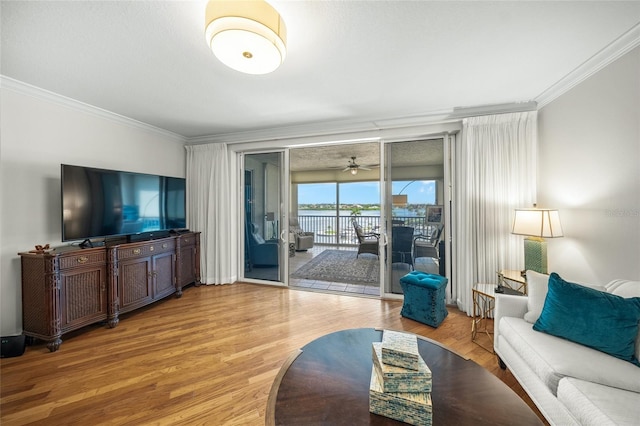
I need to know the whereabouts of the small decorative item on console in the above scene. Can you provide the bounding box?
[29,244,50,254]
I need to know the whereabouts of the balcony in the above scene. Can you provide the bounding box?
[289,214,443,295]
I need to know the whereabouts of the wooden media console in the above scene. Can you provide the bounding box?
[19,232,200,352]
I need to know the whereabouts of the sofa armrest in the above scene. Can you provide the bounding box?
[494,294,528,352]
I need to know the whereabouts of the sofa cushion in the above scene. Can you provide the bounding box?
[524,270,549,323]
[533,273,640,365]
[524,270,607,324]
[605,279,640,361]
[606,279,640,298]
[500,316,640,394]
[557,377,640,426]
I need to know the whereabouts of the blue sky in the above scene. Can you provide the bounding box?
[298,181,436,205]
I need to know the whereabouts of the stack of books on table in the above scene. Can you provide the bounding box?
[369,330,432,426]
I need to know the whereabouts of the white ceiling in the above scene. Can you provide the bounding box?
[2,1,640,141]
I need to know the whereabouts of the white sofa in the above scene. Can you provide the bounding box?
[494,271,640,425]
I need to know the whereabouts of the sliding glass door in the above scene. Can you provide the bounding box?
[382,139,447,295]
[239,140,449,293]
[242,151,288,284]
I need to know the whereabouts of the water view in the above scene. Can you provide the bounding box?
[295,181,436,245]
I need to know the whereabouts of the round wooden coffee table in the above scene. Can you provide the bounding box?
[267,328,542,425]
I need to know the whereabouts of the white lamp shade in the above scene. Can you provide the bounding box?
[205,0,287,75]
[512,209,563,238]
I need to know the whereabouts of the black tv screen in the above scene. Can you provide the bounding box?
[61,164,186,242]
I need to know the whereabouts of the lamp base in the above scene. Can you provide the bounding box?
[524,237,547,274]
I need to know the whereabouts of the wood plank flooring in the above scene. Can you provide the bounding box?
[1,283,547,425]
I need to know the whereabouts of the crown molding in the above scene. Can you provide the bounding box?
[448,101,538,119]
[0,76,187,145]
[186,108,457,145]
[535,22,640,108]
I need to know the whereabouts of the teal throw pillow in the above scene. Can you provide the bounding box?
[533,273,640,365]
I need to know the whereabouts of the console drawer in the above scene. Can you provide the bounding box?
[58,251,106,270]
[116,239,175,260]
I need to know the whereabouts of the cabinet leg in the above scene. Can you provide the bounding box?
[46,338,62,352]
[108,316,119,328]
[175,287,183,298]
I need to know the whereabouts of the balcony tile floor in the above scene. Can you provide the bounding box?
[288,245,381,296]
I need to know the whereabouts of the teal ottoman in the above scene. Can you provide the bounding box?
[400,271,448,327]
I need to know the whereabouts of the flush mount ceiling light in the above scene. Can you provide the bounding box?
[205,0,287,75]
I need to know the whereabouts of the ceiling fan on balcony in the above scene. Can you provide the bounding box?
[342,156,377,175]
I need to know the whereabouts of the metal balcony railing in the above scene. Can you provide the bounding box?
[296,215,433,246]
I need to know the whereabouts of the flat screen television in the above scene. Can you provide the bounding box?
[61,164,186,243]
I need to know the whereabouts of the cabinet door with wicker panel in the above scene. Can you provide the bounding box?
[19,247,108,352]
[58,252,109,332]
[152,250,176,300]
[117,255,154,314]
[176,232,201,295]
[114,237,177,317]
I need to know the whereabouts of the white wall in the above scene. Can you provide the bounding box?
[0,86,186,335]
[538,46,640,284]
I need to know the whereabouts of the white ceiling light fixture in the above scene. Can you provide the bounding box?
[205,0,287,75]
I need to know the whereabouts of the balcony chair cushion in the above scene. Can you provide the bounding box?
[399,271,448,328]
[294,233,314,250]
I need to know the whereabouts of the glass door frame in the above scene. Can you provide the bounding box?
[378,134,454,298]
[239,149,290,286]
[235,133,454,292]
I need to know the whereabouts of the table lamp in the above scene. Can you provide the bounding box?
[511,207,563,274]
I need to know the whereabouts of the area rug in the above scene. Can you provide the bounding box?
[291,250,379,285]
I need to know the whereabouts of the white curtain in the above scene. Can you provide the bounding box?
[185,143,238,284]
[453,112,537,314]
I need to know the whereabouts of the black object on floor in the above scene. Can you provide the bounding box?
[1,334,26,358]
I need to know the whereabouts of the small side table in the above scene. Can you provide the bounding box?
[472,283,523,353]
[498,269,527,294]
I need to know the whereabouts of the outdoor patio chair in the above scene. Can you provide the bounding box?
[391,226,414,268]
[352,219,379,258]
[289,217,315,251]
[413,224,443,261]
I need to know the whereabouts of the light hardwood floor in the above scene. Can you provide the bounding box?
[1,283,547,425]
